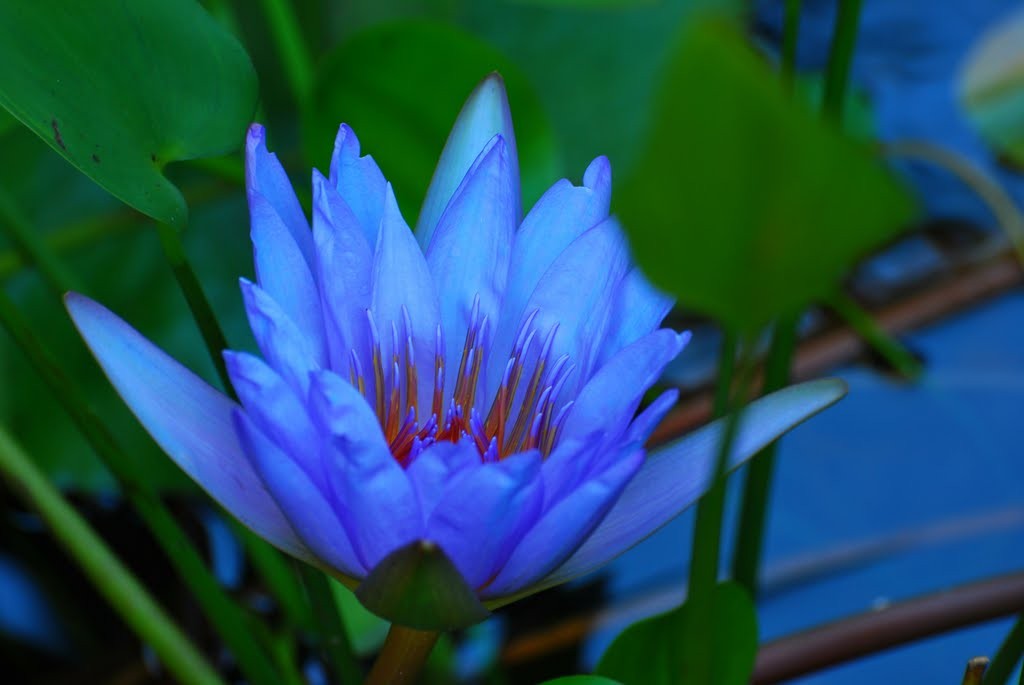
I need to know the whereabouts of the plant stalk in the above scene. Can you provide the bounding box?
[364,624,441,685]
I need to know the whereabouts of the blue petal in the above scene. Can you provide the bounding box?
[312,171,373,369]
[311,371,423,569]
[513,218,632,395]
[234,411,364,578]
[599,268,675,365]
[425,449,543,589]
[405,440,479,516]
[223,351,317,474]
[425,135,516,396]
[328,124,388,248]
[246,124,315,270]
[239,278,322,394]
[250,190,327,363]
[501,156,612,338]
[65,293,311,562]
[416,74,519,248]
[370,185,442,411]
[482,448,643,599]
[626,388,680,444]
[538,379,848,590]
[562,330,689,449]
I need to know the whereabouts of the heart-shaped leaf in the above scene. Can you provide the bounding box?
[0,0,257,226]
[618,22,915,333]
[596,582,757,685]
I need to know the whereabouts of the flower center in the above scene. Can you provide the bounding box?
[348,300,574,466]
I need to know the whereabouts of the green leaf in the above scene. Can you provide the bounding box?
[596,582,757,685]
[0,0,257,226]
[355,540,490,631]
[540,677,624,685]
[331,578,390,656]
[303,19,559,220]
[959,8,1024,166]
[618,22,914,333]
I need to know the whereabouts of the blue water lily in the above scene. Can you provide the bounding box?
[67,75,844,624]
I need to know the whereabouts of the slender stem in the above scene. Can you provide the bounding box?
[0,425,226,685]
[0,186,84,292]
[828,291,923,380]
[731,314,799,596]
[967,658,991,685]
[684,330,743,682]
[781,0,802,89]
[364,625,440,685]
[257,0,316,104]
[299,565,363,684]
[984,615,1024,685]
[822,0,864,122]
[155,222,235,396]
[752,571,1024,684]
[0,288,281,685]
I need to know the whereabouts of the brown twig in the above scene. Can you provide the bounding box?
[752,572,1024,683]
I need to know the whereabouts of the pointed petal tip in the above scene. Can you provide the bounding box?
[583,155,612,190]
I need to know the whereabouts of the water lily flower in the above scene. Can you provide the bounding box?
[67,75,844,628]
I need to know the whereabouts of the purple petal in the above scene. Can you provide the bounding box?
[626,388,680,445]
[311,371,422,570]
[370,185,442,411]
[223,351,317,476]
[482,448,643,599]
[416,74,519,248]
[425,449,543,589]
[516,218,632,394]
[239,278,322,393]
[328,124,388,248]
[562,330,689,448]
[234,411,364,578]
[538,379,848,590]
[250,190,327,363]
[405,440,480,516]
[246,124,315,270]
[65,293,311,562]
[425,135,516,396]
[312,171,373,369]
[599,268,675,365]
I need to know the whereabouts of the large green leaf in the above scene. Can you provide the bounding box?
[0,0,257,226]
[618,22,914,333]
[303,19,559,221]
[596,582,757,685]
[959,8,1024,167]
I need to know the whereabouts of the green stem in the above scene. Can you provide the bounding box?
[684,330,745,683]
[0,425,226,685]
[828,291,923,380]
[731,314,799,596]
[984,615,1024,685]
[257,0,316,105]
[155,221,235,396]
[781,0,802,89]
[0,288,281,685]
[0,186,84,292]
[822,0,864,122]
[300,565,363,684]
[364,625,440,685]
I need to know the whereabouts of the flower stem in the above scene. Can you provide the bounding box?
[984,614,1024,685]
[257,0,315,105]
[155,221,235,397]
[731,314,798,596]
[822,0,863,122]
[299,565,364,684]
[364,625,441,685]
[781,0,802,89]
[0,425,226,685]
[828,292,923,380]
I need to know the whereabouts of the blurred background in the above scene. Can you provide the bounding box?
[1,0,1023,682]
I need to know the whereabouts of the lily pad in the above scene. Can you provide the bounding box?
[0,0,257,226]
